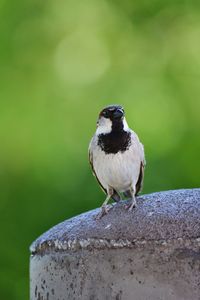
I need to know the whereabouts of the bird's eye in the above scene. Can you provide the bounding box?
[102,110,109,118]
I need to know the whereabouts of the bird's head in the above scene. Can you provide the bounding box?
[96,105,129,135]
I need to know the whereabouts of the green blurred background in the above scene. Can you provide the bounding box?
[0,0,200,298]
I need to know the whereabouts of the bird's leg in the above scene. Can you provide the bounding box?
[125,187,137,211]
[96,188,113,219]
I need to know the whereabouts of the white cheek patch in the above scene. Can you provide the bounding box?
[123,118,129,131]
[96,116,129,134]
[96,117,112,135]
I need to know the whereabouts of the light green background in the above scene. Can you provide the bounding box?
[0,0,200,299]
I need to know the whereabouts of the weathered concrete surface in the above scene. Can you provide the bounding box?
[30,189,200,300]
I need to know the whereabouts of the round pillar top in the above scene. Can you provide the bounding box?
[30,189,200,255]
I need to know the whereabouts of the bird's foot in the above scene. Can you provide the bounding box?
[95,204,112,220]
[125,199,137,212]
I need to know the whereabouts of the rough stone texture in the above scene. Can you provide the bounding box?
[30,189,200,300]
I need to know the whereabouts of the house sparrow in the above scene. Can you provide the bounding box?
[89,105,145,219]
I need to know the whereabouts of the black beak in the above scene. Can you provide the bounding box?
[113,108,124,119]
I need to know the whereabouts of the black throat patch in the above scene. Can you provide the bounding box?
[98,129,131,154]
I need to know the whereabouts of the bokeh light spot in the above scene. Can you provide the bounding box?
[54,30,110,85]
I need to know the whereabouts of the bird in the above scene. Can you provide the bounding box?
[88,104,145,219]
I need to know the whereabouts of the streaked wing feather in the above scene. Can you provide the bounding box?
[88,139,121,202]
[88,143,107,195]
[130,131,145,195]
[135,161,144,195]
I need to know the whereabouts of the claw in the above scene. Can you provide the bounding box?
[95,205,112,220]
[125,199,137,211]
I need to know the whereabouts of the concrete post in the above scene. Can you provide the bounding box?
[30,189,200,300]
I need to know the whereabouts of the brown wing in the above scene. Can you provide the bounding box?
[88,148,107,195]
[135,161,145,196]
[88,147,121,202]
